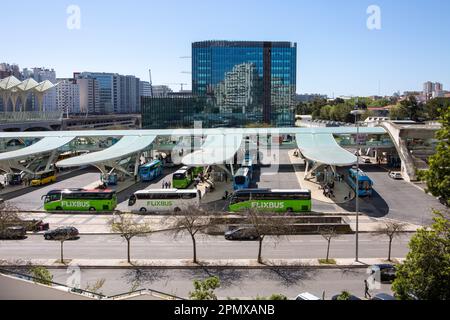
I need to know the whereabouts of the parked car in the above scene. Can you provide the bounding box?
[224,227,260,241]
[389,172,403,180]
[369,264,397,283]
[44,226,79,241]
[295,292,321,300]
[0,226,27,240]
[331,294,361,301]
[371,293,396,301]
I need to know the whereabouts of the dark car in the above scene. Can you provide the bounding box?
[224,227,261,241]
[371,293,396,301]
[369,264,397,283]
[44,226,79,241]
[0,226,27,240]
[331,294,362,301]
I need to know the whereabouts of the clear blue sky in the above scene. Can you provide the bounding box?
[3,0,449,96]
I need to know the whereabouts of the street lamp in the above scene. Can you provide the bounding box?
[350,108,365,262]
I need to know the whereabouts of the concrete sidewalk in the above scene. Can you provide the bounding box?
[18,211,421,234]
[0,258,405,270]
[288,150,355,204]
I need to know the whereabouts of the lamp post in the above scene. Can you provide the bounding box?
[350,108,364,262]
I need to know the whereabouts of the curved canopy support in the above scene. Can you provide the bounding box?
[56,135,156,168]
[0,136,75,162]
[182,134,243,166]
[296,133,356,166]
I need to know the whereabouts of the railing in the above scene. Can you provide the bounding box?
[0,112,63,122]
[0,268,106,299]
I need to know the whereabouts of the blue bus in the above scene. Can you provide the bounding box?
[233,167,251,190]
[347,168,373,197]
[139,160,163,182]
[241,159,253,180]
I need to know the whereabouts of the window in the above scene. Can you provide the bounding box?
[234,176,247,185]
[181,193,197,200]
[173,173,187,180]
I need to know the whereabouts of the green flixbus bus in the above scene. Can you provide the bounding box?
[172,166,204,189]
[229,189,312,213]
[43,189,118,212]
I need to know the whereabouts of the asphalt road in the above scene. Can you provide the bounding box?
[49,268,393,299]
[359,165,446,225]
[0,233,411,261]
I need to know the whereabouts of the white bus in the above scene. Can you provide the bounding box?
[127,189,201,213]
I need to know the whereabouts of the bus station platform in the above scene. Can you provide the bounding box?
[288,150,355,204]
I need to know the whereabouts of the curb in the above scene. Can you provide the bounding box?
[1,264,374,271]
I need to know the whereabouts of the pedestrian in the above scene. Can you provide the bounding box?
[224,172,228,183]
[348,191,352,199]
[162,181,165,189]
[168,181,172,189]
[165,181,170,189]
[364,280,372,299]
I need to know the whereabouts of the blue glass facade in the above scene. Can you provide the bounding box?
[192,41,297,126]
[142,41,297,129]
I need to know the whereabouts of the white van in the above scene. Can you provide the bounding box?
[295,292,321,300]
[128,189,201,213]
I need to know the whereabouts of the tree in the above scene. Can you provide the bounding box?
[169,207,215,264]
[425,98,450,120]
[189,276,220,300]
[85,278,106,295]
[389,104,409,120]
[244,209,291,264]
[0,203,21,234]
[335,291,353,300]
[421,105,450,206]
[30,266,53,286]
[392,211,450,300]
[400,96,423,121]
[320,227,339,263]
[56,231,77,264]
[375,221,406,261]
[110,214,152,264]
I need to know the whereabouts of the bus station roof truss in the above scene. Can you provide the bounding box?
[0,136,76,162]
[296,133,357,166]
[56,135,156,168]
[182,133,244,166]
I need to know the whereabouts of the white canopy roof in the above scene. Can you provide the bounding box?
[182,134,243,166]
[0,137,75,162]
[296,133,357,166]
[56,135,156,168]
[0,76,22,90]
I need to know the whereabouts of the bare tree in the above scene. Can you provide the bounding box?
[58,233,76,264]
[375,221,406,261]
[320,227,339,263]
[169,207,215,264]
[0,203,20,231]
[85,278,106,295]
[244,209,291,264]
[110,214,152,264]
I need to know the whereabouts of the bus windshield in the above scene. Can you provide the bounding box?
[234,176,247,185]
[173,172,187,180]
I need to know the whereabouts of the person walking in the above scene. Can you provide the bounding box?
[168,181,172,189]
[162,180,166,189]
[364,280,372,299]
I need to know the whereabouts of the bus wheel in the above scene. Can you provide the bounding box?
[140,208,147,213]
[287,208,294,213]
[56,206,63,211]
[89,207,96,212]
[174,207,181,213]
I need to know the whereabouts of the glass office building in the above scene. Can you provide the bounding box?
[142,40,297,129]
